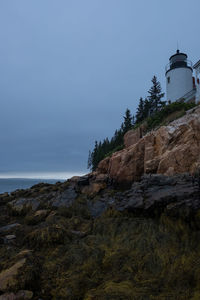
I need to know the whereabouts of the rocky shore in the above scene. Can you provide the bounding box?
[1,106,200,299]
[0,172,200,299]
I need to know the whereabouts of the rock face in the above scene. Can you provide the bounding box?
[82,174,200,217]
[123,122,147,148]
[98,106,200,186]
[1,172,200,299]
[124,127,142,148]
[113,174,200,214]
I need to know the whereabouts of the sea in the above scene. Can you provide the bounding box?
[0,178,63,194]
[0,172,85,194]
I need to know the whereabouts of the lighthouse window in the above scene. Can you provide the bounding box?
[167,76,170,84]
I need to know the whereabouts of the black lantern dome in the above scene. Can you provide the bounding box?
[166,50,192,74]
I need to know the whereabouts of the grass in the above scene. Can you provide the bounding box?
[2,187,200,299]
[30,208,200,299]
[144,101,196,132]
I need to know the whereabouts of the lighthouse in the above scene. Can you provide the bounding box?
[165,50,194,103]
[194,60,200,104]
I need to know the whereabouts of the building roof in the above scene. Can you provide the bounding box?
[194,60,200,69]
[169,50,187,61]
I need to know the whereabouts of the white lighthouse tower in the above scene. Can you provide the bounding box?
[165,50,194,103]
[194,60,200,104]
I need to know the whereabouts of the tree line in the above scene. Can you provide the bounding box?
[88,75,165,171]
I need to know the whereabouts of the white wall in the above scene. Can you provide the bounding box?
[166,67,193,102]
[195,65,200,103]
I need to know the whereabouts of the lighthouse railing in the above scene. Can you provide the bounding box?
[176,88,196,103]
[165,59,193,73]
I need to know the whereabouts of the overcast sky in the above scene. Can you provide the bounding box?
[0,0,199,176]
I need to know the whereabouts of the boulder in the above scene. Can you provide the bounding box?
[33,209,49,218]
[0,290,33,300]
[77,176,90,186]
[51,186,77,207]
[81,182,107,197]
[24,210,50,225]
[8,198,40,213]
[0,259,26,292]
[4,235,16,244]
[0,224,21,233]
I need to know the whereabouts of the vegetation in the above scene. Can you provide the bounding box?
[145,101,196,132]
[88,75,196,171]
[87,108,133,171]
[88,76,165,171]
[2,172,200,299]
[3,195,200,299]
[135,76,165,124]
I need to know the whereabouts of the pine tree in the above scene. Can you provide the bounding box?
[88,76,166,171]
[87,150,92,170]
[113,129,123,148]
[123,108,132,133]
[91,141,99,171]
[136,97,144,124]
[121,122,125,133]
[148,76,165,114]
[143,98,150,119]
[132,115,135,127]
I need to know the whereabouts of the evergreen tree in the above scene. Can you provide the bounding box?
[113,129,123,147]
[148,76,165,114]
[87,150,92,170]
[88,76,166,171]
[136,97,144,124]
[123,108,132,133]
[91,141,99,171]
[132,115,135,127]
[143,98,150,119]
[120,122,125,133]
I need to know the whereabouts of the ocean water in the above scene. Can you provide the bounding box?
[0,178,63,194]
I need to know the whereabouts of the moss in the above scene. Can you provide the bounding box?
[32,212,200,298]
[57,206,73,218]
[2,195,200,299]
[85,280,135,300]
[144,101,196,132]
[24,210,49,225]
[191,291,200,300]
[160,109,185,125]
[24,223,70,248]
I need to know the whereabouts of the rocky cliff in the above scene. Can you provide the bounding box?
[1,106,200,299]
[98,105,200,186]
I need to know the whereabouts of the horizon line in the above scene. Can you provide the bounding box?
[0,171,86,180]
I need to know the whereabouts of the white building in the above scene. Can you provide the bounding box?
[165,50,199,104]
[194,60,200,104]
